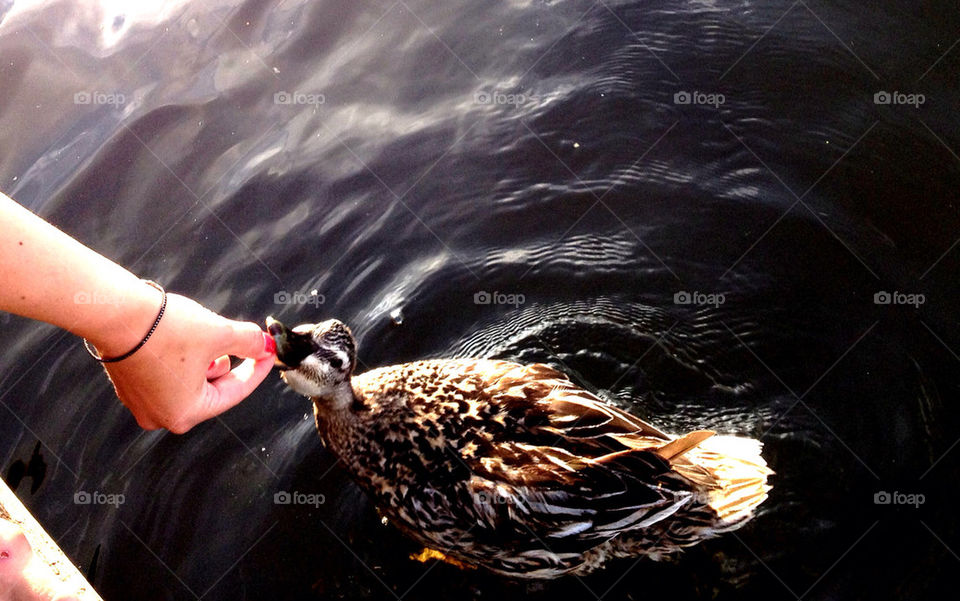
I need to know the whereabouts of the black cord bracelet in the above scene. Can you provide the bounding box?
[83,280,167,363]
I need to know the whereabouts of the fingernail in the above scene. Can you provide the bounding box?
[263,331,277,355]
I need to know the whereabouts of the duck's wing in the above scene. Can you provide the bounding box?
[447,360,710,544]
[466,360,672,439]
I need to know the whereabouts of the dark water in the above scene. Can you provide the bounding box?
[1,0,959,599]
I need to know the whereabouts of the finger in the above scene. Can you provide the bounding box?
[218,320,275,359]
[206,355,231,380]
[196,356,275,421]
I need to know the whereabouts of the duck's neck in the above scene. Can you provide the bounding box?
[313,381,357,414]
[312,382,364,453]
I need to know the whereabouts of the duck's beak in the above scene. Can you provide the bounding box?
[266,316,316,370]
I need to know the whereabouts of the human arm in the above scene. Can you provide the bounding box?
[0,191,275,432]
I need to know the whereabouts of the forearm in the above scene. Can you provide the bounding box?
[0,191,160,357]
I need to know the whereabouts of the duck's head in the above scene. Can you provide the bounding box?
[266,317,357,408]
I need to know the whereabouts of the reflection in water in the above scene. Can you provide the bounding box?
[0,0,958,599]
[5,441,47,495]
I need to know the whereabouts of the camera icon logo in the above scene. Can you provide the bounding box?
[274,491,292,505]
[873,291,891,304]
[274,91,292,105]
[474,290,492,304]
[74,91,91,104]
[673,290,692,304]
[673,91,691,105]
[74,491,92,504]
[873,91,891,105]
[474,90,492,105]
[274,290,291,304]
[874,490,891,504]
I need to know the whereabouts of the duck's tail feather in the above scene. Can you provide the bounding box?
[609,432,773,558]
[669,434,773,530]
[653,429,715,460]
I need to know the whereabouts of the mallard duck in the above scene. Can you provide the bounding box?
[267,317,772,579]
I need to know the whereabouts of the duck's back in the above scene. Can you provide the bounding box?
[317,359,771,578]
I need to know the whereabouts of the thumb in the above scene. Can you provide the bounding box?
[219,320,275,359]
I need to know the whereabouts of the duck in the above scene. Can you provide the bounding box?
[267,317,773,579]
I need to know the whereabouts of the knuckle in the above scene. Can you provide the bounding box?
[132,413,159,431]
[215,321,237,345]
[166,418,195,435]
[242,320,264,343]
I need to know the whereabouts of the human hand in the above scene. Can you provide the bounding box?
[94,293,276,433]
[0,195,276,433]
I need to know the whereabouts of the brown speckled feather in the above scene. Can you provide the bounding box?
[272,316,771,578]
[303,358,770,577]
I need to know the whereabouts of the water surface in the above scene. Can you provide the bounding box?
[1,1,958,599]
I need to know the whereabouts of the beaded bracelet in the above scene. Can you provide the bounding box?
[83,280,167,363]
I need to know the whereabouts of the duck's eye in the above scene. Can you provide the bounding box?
[328,356,343,370]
